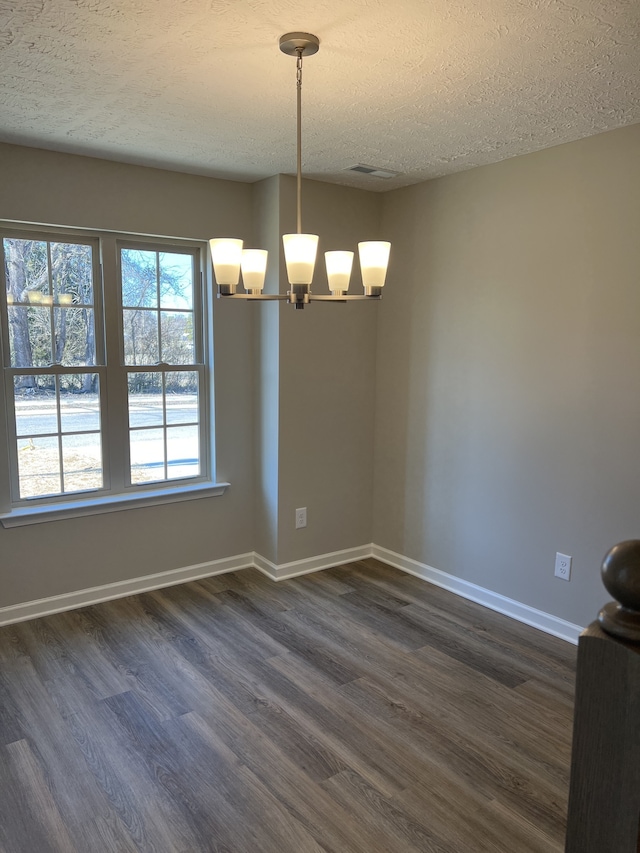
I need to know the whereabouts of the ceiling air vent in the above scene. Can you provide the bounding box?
[345,164,399,179]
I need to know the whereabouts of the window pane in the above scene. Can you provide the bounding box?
[7,306,33,367]
[4,239,48,302]
[130,427,164,484]
[54,307,96,366]
[50,243,93,305]
[128,373,163,427]
[167,425,199,480]
[60,374,100,433]
[165,371,199,425]
[160,312,194,364]
[123,309,159,365]
[14,376,57,436]
[8,306,46,367]
[121,249,158,308]
[8,305,53,367]
[17,435,61,499]
[159,252,193,310]
[62,433,103,492]
[27,305,53,366]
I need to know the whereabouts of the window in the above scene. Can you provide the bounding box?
[0,226,224,526]
[120,245,203,486]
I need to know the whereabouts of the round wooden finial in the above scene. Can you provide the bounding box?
[598,540,640,642]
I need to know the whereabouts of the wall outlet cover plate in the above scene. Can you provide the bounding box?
[555,552,572,581]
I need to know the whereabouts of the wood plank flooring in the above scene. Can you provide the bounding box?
[0,559,576,852]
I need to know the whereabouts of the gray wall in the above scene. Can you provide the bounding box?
[373,123,640,628]
[252,176,282,564]
[0,143,255,606]
[275,176,381,564]
[249,175,381,565]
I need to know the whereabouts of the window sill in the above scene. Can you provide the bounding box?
[0,482,230,528]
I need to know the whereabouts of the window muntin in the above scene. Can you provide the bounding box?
[1,228,210,510]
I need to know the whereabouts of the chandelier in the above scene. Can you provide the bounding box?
[209,32,391,309]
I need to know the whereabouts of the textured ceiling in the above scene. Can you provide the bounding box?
[0,0,638,191]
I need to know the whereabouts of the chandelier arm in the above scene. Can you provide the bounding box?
[309,294,382,301]
[216,293,290,301]
[216,294,381,304]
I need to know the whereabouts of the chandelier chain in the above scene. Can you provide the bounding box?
[296,51,303,88]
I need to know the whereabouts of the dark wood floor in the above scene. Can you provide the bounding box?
[0,559,576,852]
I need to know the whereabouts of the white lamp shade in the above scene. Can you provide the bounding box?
[209,238,243,285]
[241,249,268,291]
[325,251,353,293]
[358,241,391,288]
[282,234,319,285]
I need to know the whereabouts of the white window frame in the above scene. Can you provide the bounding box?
[0,223,227,528]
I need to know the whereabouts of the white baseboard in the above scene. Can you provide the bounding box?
[253,544,373,581]
[0,541,583,644]
[0,552,254,627]
[0,546,372,627]
[372,544,582,644]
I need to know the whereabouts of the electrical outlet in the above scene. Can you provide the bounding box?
[295,507,307,529]
[554,552,572,581]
